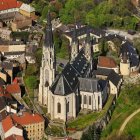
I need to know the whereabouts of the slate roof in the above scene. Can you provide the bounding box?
[45,12,53,48]
[4,51,25,56]
[1,61,13,70]
[107,70,121,87]
[51,49,90,95]
[93,68,113,76]
[65,26,105,38]
[79,77,101,93]
[120,41,139,67]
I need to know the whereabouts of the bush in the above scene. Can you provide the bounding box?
[25,76,38,89]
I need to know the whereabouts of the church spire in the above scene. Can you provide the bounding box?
[71,26,79,61]
[45,11,53,48]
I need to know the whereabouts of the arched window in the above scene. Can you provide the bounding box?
[89,96,91,105]
[84,95,87,104]
[57,102,61,113]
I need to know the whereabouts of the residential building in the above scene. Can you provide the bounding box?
[12,112,45,140]
[97,56,119,74]
[0,116,23,140]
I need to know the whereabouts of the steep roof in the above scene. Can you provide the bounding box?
[2,116,14,132]
[120,41,139,67]
[98,56,117,68]
[12,112,44,126]
[0,0,22,11]
[6,84,21,94]
[79,78,101,93]
[51,49,90,95]
[107,70,121,87]
[93,68,113,77]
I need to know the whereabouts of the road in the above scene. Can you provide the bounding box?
[106,29,140,40]
[118,108,140,136]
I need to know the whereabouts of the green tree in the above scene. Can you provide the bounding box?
[25,76,38,89]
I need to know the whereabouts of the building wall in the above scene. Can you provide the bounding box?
[109,81,117,95]
[0,72,7,82]
[9,45,26,52]
[0,8,18,15]
[120,62,130,76]
[24,121,44,140]
[80,91,102,111]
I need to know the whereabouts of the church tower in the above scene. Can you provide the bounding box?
[84,29,92,62]
[120,52,130,76]
[71,26,79,61]
[38,12,56,105]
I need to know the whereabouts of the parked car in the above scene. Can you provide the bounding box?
[128,30,136,35]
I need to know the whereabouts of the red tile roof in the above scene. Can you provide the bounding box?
[0,0,22,11]
[2,116,14,132]
[12,112,44,126]
[6,84,21,94]
[5,134,24,140]
[98,56,117,68]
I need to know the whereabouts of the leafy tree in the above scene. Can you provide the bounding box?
[133,37,140,55]
[25,76,38,89]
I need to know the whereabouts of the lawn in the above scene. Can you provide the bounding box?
[124,112,140,139]
[67,95,115,131]
[101,83,140,140]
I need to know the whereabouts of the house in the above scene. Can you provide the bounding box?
[12,112,45,140]
[0,116,23,140]
[0,93,17,114]
[97,56,119,74]
[19,3,35,18]
[6,84,21,98]
[0,0,22,15]
[120,41,139,76]
[93,69,122,97]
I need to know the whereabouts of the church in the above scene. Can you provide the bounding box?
[38,12,112,122]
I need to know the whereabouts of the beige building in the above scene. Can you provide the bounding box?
[19,3,35,18]
[12,112,45,140]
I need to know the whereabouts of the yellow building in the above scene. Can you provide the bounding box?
[12,112,45,140]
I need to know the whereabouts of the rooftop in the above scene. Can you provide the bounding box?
[0,0,22,11]
[5,134,24,140]
[12,112,44,125]
[20,3,35,13]
[6,84,21,94]
[98,56,117,68]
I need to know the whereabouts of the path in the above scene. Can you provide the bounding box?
[118,108,140,136]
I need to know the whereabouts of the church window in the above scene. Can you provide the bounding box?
[89,96,91,105]
[67,102,69,112]
[98,96,100,105]
[57,102,61,113]
[84,95,87,104]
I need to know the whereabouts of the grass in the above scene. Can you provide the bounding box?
[101,83,140,140]
[67,95,115,131]
[46,125,65,137]
[124,112,140,139]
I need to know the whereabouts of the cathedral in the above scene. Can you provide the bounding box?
[38,12,109,122]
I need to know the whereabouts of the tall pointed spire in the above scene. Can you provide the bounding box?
[45,11,53,48]
[72,26,78,43]
[85,27,90,44]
